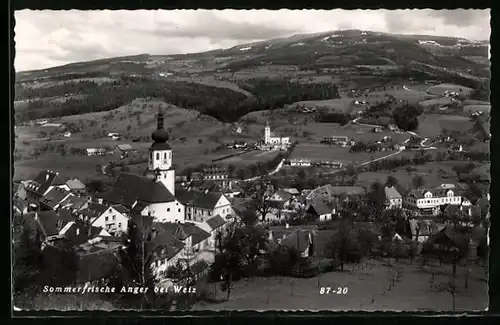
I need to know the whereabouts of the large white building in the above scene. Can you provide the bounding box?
[103,110,185,223]
[404,183,471,215]
[264,121,289,145]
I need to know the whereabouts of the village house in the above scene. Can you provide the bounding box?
[58,195,89,213]
[203,166,229,181]
[39,187,73,211]
[114,144,136,158]
[90,204,130,235]
[289,158,312,167]
[268,189,295,209]
[384,186,403,209]
[408,218,442,243]
[157,222,212,264]
[176,189,232,223]
[86,148,108,156]
[65,178,87,195]
[321,136,349,146]
[196,214,228,251]
[404,183,471,216]
[267,225,316,258]
[306,197,337,221]
[18,170,65,203]
[103,111,186,223]
[306,185,366,205]
[147,224,187,280]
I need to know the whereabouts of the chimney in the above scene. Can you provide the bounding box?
[285,223,289,229]
[97,198,103,204]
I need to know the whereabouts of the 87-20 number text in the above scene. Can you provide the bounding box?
[319,287,348,295]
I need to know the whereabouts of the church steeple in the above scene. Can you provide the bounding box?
[151,110,170,144]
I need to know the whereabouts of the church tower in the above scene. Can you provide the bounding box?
[147,110,175,196]
[264,121,271,144]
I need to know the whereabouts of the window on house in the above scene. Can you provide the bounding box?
[76,228,80,236]
[178,209,181,212]
[105,216,108,221]
[208,211,211,216]
[164,152,167,160]
[118,222,122,228]
[156,153,159,160]
[167,208,170,212]
[112,215,116,220]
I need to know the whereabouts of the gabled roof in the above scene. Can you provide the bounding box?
[273,190,293,202]
[112,204,129,214]
[149,225,186,262]
[307,185,366,199]
[34,210,69,238]
[308,198,334,216]
[40,187,72,209]
[158,222,190,241]
[79,202,109,221]
[26,170,63,196]
[206,215,226,231]
[385,186,402,200]
[281,229,312,252]
[66,178,86,190]
[116,144,134,151]
[59,195,88,211]
[181,223,211,245]
[176,189,224,209]
[104,173,176,207]
[283,188,300,195]
[429,225,470,248]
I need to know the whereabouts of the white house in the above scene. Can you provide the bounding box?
[404,184,468,214]
[385,186,403,209]
[91,204,130,235]
[176,190,232,223]
[289,158,312,167]
[200,215,228,250]
[103,111,185,224]
[264,121,290,145]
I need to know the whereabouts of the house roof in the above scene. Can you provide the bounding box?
[176,189,223,209]
[26,170,62,196]
[104,173,176,207]
[40,187,71,209]
[116,144,133,151]
[181,223,211,245]
[308,198,334,216]
[157,222,190,241]
[429,225,470,247]
[66,178,86,190]
[79,202,109,221]
[149,225,186,262]
[59,195,88,211]
[307,185,366,200]
[112,204,129,214]
[385,186,402,200]
[206,215,226,230]
[34,210,69,238]
[274,190,293,202]
[281,229,312,252]
[283,188,300,195]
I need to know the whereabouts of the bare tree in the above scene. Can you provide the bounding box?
[436,278,460,311]
[242,176,273,221]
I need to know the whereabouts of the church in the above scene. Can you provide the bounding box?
[103,110,185,223]
[264,121,289,145]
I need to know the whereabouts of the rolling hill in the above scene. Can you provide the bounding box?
[14,29,490,124]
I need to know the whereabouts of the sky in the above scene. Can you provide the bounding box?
[14,9,490,72]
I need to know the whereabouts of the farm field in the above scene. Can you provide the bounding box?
[355,161,461,189]
[289,143,389,165]
[426,83,474,96]
[416,114,475,138]
[192,258,488,311]
[217,150,280,167]
[364,87,436,105]
[463,105,491,114]
[418,97,454,107]
[289,98,356,114]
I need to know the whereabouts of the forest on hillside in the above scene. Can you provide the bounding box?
[15,77,340,123]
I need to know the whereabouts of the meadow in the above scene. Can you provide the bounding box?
[417,114,475,138]
[192,258,488,311]
[289,143,389,165]
[217,150,280,166]
[426,83,475,96]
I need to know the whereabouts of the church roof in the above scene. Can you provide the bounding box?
[104,173,176,207]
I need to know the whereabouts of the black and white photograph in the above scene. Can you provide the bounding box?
[12,9,490,312]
